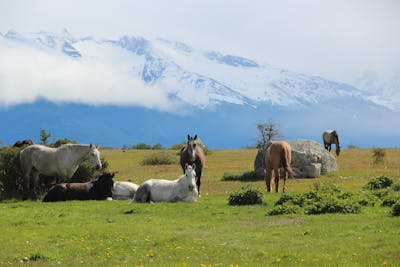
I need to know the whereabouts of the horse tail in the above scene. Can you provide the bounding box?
[281,148,296,177]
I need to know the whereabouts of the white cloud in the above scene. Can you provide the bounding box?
[0,38,180,111]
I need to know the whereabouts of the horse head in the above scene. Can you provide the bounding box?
[186,134,198,162]
[94,172,115,198]
[87,144,102,170]
[184,163,197,192]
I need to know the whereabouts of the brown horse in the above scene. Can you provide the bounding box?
[322,130,340,156]
[43,172,114,202]
[13,139,34,148]
[180,134,205,195]
[264,141,296,193]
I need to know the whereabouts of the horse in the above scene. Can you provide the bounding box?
[322,130,340,156]
[112,181,139,200]
[43,172,114,202]
[264,141,296,193]
[132,164,198,203]
[20,144,102,200]
[13,139,34,148]
[180,134,205,195]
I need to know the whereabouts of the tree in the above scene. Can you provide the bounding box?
[256,120,281,149]
[40,129,51,145]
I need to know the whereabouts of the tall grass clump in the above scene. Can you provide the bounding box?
[141,151,177,165]
[372,148,386,164]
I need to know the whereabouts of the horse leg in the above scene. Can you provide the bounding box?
[265,166,272,192]
[282,169,288,193]
[274,167,280,193]
[328,144,332,152]
[30,170,40,200]
[22,171,31,201]
[196,170,202,196]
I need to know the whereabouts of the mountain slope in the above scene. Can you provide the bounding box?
[0,29,384,111]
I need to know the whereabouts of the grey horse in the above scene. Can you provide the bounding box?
[322,130,340,156]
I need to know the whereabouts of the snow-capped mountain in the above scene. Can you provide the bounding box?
[1,29,389,111]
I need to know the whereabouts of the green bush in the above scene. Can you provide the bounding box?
[141,151,177,165]
[363,176,393,190]
[222,171,262,181]
[392,200,400,216]
[0,144,109,200]
[275,192,304,207]
[228,186,263,206]
[391,182,400,191]
[268,204,299,216]
[268,183,361,216]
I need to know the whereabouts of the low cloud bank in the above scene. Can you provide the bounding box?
[0,39,179,111]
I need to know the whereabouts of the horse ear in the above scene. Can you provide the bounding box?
[192,163,196,170]
[187,134,190,140]
[90,144,93,148]
[194,135,197,140]
[185,163,188,169]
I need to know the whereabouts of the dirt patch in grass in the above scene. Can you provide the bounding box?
[239,218,305,227]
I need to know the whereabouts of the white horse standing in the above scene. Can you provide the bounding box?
[20,144,102,200]
[133,164,198,203]
[112,181,139,200]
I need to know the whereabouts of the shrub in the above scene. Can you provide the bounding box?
[268,183,361,216]
[363,176,393,190]
[268,204,299,216]
[228,186,263,206]
[275,192,304,207]
[372,148,386,164]
[221,171,262,181]
[381,192,400,207]
[305,198,361,215]
[141,151,177,165]
[392,200,400,216]
[391,182,400,192]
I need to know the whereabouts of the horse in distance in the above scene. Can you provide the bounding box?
[322,130,340,156]
[43,172,114,202]
[264,141,296,193]
[180,134,205,195]
[133,164,198,203]
[20,143,102,200]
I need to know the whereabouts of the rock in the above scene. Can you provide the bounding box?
[253,139,338,178]
[253,148,265,178]
[288,139,338,177]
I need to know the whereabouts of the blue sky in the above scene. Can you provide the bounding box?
[1,0,399,85]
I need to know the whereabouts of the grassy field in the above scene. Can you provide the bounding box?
[0,148,400,266]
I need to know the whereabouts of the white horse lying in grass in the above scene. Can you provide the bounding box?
[20,144,102,200]
[112,181,138,200]
[132,164,198,203]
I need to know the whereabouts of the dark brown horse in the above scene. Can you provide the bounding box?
[43,172,114,202]
[180,134,205,195]
[13,139,34,148]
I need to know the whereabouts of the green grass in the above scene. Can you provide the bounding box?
[1,148,400,266]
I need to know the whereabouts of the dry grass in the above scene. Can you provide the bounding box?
[102,147,400,195]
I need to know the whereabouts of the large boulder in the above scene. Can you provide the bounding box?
[253,139,338,178]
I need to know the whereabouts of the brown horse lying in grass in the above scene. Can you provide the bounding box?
[43,173,114,202]
[264,141,296,192]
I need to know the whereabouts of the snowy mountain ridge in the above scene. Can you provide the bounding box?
[1,29,397,111]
